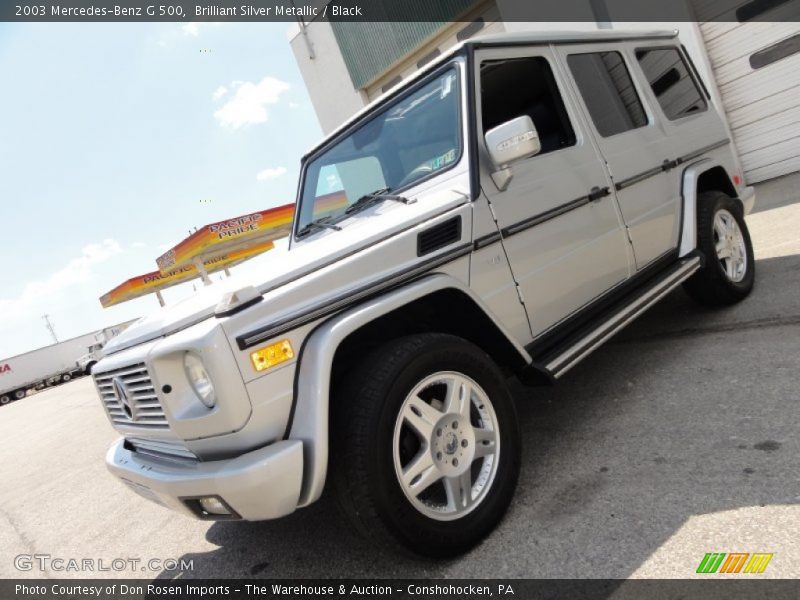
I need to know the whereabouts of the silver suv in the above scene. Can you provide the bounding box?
[94,30,756,557]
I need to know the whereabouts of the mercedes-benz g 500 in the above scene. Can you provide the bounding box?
[95,30,755,557]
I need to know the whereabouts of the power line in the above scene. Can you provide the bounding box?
[42,314,58,344]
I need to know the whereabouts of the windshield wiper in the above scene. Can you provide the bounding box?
[295,216,342,239]
[345,187,416,216]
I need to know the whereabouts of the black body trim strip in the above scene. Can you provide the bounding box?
[677,138,731,164]
[499,186,612,239]
[613,139,730,192]
[615,164,667,191]
[473,231,502,250]
[502,194,590,237]
[236,243,473,350]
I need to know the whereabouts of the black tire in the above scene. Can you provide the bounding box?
[683,191,755,306]
[332,333,521,557]
[61,373,72,383]
[85,362,97,375]
[0,395,10,406]
[13,388,26,401]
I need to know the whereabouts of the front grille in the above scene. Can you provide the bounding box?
[94,363,169,429]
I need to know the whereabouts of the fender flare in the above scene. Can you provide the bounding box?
[288,272,531,507]
[678,158,742,257]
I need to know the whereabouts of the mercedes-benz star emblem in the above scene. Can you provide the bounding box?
[112,376,135,421]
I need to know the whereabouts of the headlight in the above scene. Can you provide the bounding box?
[183,352,216,408]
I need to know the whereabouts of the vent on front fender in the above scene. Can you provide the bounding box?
[417,216,462,257]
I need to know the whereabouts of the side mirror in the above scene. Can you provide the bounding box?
[484,115,541,191]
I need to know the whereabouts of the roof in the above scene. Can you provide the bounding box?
[304,29,678,159]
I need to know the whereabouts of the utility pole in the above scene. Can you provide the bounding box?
[42,314,59,344]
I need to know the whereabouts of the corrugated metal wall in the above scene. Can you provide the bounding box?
[693,0,800,182]
[329,0,478,89]
[363,3,504,101]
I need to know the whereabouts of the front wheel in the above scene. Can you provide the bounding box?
[684,191,755,306]
[332,334,521,557]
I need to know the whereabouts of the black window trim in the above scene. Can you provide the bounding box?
[680,44,711,100]
[634,44,709,122]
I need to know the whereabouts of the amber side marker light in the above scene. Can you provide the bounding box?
[250,339,294,372]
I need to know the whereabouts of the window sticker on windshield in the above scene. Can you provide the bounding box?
[429,148,457,171]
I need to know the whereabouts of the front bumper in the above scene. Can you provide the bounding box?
[106,438,304,520]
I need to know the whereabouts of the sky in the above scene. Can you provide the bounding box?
[0,22,323,358]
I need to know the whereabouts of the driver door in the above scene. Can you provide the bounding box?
[475,46,634,338]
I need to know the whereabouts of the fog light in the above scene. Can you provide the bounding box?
[198,496,231,516]
[250,339,294,372]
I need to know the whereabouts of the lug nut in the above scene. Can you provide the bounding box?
[452,458,459,467]
[452,421,458,429]
[436,428,442,437]
[461,439,468,447]
[436,451,442,461]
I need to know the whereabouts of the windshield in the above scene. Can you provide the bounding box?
[295,67,462,233]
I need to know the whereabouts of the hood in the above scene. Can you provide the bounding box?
[103,189,469,355]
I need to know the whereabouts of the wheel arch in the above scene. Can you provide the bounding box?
[679,159,742,256]
[288,273,530,507]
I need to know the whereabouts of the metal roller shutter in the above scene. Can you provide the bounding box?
[693,0,800,183]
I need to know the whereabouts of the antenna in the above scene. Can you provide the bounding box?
[42,314,59,344]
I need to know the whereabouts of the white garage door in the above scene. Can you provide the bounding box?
[693,1,800,183]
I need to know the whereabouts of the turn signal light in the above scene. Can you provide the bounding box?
[250,339,294,372]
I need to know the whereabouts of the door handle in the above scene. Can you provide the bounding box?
[588,186,610,202]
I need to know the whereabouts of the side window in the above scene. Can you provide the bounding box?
[480,56,576,155]
[636,47,707,120]
[567,51,648,137]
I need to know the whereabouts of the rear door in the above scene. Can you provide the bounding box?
[474,45,633,339]
[556,41,682,270]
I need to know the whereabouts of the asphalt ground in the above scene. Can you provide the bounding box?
[1,173,798,580]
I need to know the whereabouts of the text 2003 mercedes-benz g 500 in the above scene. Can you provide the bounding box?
[95,30,755,557]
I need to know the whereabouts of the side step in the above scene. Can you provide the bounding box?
[527,255,702,381]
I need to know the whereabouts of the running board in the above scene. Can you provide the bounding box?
[530,255,702,381]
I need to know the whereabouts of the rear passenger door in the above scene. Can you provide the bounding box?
[556,42,685,269]
[475,46,633,338]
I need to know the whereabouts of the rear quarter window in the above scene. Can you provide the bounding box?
[636,47,707,121]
